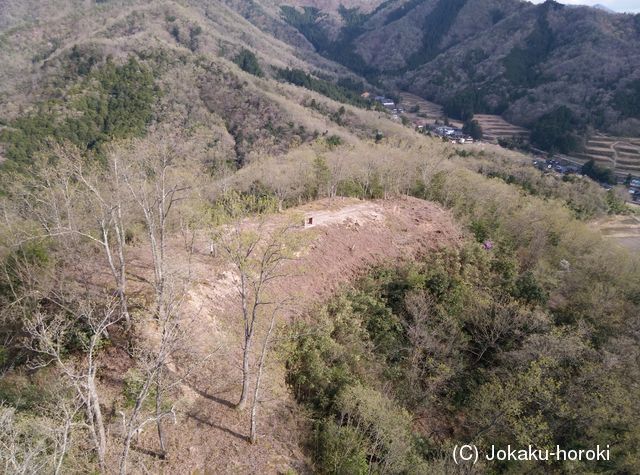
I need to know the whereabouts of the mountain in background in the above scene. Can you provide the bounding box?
[592,4,616,13]
[2,0,640,157]
[273,0,640,148]
[0,0,377,168]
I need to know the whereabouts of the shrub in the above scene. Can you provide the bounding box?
[122,369,156,409]
[349,291,405,362]
[470,219,491,242]
[325,135,343,148]
[189,25,202,52]
[285,303,366,413]
[170,24,180,42]
[530,106,581,154]
[0,375,48,411]
[234,49,263,77]
[463,119,483,140]
[275,68,370,108]
[337,178,365,198]
[581,159,615,185]
[313,420,368,475]
[514,271,548,306]
[337,385,422,473]
[0,241,51,297]
[605,189,626,214]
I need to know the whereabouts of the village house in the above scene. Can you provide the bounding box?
[374,95,396,109]
[434,126,456,136]
[413,118,428,130]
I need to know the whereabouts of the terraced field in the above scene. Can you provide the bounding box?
[570,134,640,178]
[473,114,530,143]
[594,215,640,252]
[398,93,530,143]
[398,92,463,128]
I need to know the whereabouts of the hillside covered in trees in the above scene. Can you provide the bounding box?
[0,0,639,474]
[274,0,640,144]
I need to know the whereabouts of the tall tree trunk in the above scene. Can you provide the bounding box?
[88,367,107,471]
[85,400,103,472]
[236,334,252,410]
[120,386,148,475]
[119,431,133,475]
[155,369,166,459]
[114,217,129,326]
[54,415,72,475]
[113,156,129,326]
[236,275,252,411]
[102,220,130,329]
[250,314,276,444]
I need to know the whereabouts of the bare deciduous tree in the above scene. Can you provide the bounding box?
[216,219,296,412]
[123,138,189,318]
[6,143,133,326]
[25,302,121,472]
[72,146,131,326]
[118,301,181,474]
[0,404,51,474]
[117,135,205,473]
[249,306,277,444]
[213,201,300,445]
[0,398,83,475]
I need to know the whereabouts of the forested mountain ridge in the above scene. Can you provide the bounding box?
[275,0,640,139]
[0,0,372,168]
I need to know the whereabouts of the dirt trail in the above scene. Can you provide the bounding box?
[109,197,463,474]
[303,202,383,227]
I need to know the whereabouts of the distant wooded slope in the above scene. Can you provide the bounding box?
[274,0,640,141]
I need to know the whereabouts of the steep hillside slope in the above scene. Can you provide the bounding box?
[0,0,389,169]
[400,1,640,131]
[141,197,461,473]
[277,0,640,141]
[0,0,356,120]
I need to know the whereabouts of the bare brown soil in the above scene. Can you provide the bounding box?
[101,197,463,474]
